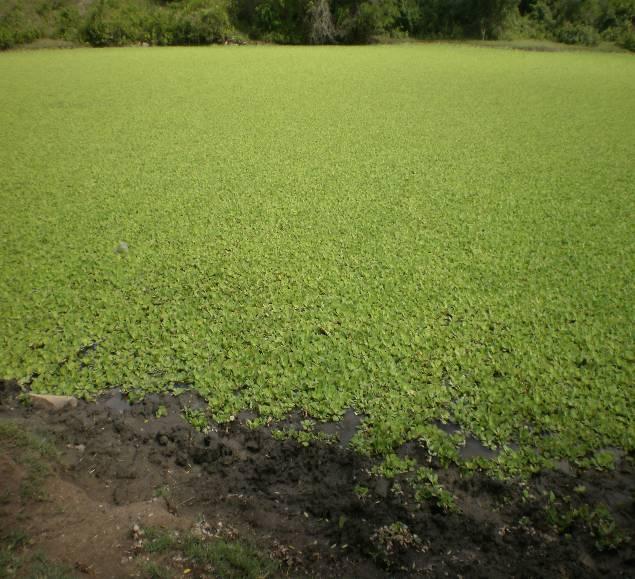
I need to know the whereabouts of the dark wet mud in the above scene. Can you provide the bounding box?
[1,380,633,578]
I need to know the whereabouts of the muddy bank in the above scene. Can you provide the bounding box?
[0,380,633,578]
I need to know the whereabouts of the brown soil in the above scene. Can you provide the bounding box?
[0,379,633,578]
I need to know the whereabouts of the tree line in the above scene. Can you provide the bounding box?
[1,0,633,50]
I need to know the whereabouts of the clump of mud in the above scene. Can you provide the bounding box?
[0,380,633,577]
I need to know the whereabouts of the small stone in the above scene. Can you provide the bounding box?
[579,552,596,570]
[29,393,78,411]
[114,241,129,254]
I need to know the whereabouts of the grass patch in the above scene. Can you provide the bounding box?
[182,534,276,577]
[0,421,57,502]
[143,561,174,579]
[140,527,278,578]
[0,532,73,579]
[0,531,27,578]
[0,422,57,457]
[29,552,75,579]
[143,527,176,554]
[0,45,633,477]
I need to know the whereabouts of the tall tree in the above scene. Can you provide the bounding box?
[308,0,335,42]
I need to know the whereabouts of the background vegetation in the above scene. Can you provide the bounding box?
[0,0,633,49]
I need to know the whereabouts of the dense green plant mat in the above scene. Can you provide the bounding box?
[1,45,633,476]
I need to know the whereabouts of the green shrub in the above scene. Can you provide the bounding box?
[555,21,599,45]
[0,6,41,49]
[251,0,306,43]
[0,26,15,50]
[504,11,548,40]
[339,0,400,43]
[147,9,176,45]
[82,0,147,47]
[255,0,284,34]
[172,0,233,44]
[78,0,235,47]
[617,25,635,51]
[56,6,83,42]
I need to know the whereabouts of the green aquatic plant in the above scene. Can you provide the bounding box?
[0,45,633,478]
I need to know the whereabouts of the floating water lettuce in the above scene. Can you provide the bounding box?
[0,45,633,476]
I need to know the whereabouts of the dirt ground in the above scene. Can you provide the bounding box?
[0,379,633,578]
